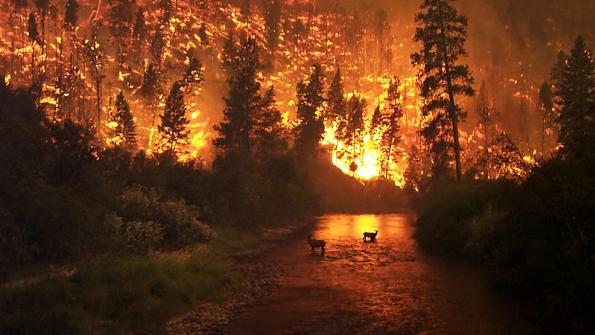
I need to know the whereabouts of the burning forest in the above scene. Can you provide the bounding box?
[0,0,594,334]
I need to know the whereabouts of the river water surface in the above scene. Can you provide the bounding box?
[227,214,536,334]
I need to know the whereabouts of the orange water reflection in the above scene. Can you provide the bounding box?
[315,214,409,242]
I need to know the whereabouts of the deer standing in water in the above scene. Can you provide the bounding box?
[307,234,326,255]
[363,230,378,242]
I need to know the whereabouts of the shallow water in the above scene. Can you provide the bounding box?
[227,214,536,334]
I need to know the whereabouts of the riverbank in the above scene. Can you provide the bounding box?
[413,161,595,333]
[0,221,313,335]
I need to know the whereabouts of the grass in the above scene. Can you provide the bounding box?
[0,249,242,335]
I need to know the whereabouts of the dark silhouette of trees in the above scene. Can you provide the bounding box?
[214,36,262,155]
[110,91,137,149]
[27,12,40,83]
[379,76,404,178]
[411,0,474,181]
[538,81,555,154]
[159,81,189,154]
[294,64,325,158]
[181,55,204,94]
[83,20,105,133]
[108,0,135,70]
[550,36,595,158]
[253,86,288,159]
[263,0,282,53]
[345,95,366,173]
[139,63,162,128]
[326,67,347,132]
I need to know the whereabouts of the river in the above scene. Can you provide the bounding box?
[227,214,537,334]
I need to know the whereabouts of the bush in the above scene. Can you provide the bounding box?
[117,187,214,250]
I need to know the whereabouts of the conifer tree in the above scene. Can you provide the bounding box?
[538,81,555,154]
[111,91,136,148]
[139,63,162,127]
[263,0,282,52]
[83,20,105,131]
[345,95,366,172]
[159,81,189,153]
[326,67,347,132]
[550,36,595,157]
[27,12,40,83]
[411,0,474,181]
[181,55,204,94]
[379,77,403,177]
[294,64,325,158]
[151,29,165,67]
[64,0,78,30]
[108,0,135,69]
[214,36,262,155]
[253,86,288,159]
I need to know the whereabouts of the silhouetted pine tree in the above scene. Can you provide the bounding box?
[253,86,288,159]
[214,36,262,155]
[64,0,78,30]
[326,67,347,134]
[132,8,146,59]
[379,76,403,178]
[263,0,282,52]
[151,29,165,66]
[111,91,136,148]
[83,20,105,132]
[345,95,366,173]
[139,63,162,127]
[108,0,135,69]
[27,12,40,83]
[411,0,474,181]
[538,81,555,154]
[159,81,189,153]
[550,36,595,157]
[181,55,204,94]
[294,64,325,158]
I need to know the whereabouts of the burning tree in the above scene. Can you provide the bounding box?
[411,0,475,181]
[474,133,531,181]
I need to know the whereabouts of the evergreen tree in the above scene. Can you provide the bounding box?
[33,0,49,55]
[159,81,189,153]
[181,55,204,94]
[253,86,288,159]
[411,0,475,181]
[108,0,135,68]
[111,91,136,148]
[139,63,162,127]
[538,81,555,154]
[198,23,209,46]
[404,145,425,193]
[27,12,40,83]
[550,36,595,157]
[263,0,282,52]
[476,81,493,156]
[379,77,404,177]
[151,29,165,66]
[345,95,366,172]
[83,20,105,132]
[294,64,325,158]
[214,36,262,155]
[326,67,347,131]
[64,0,79,30]
[132,9,146,59]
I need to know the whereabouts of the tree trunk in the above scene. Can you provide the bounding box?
[437,1,462,181]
